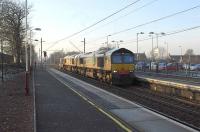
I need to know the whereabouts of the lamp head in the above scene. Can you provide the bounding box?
[161,32,165,35]
[34,28,41,31]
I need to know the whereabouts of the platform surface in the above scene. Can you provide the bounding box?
[34,69,125,132]
[136,72,200,87]
[48,68,198,132]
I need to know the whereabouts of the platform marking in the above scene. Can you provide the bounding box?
[138,76,200,91]
[49,68,199,132]
[48,71,132,132]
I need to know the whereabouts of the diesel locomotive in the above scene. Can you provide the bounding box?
[60,48,135,85]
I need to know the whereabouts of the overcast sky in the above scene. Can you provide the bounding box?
[27,0,200,56]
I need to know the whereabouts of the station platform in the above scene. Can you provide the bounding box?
[34,68,198,132]
[135,72,200,102]
[136,72,200,91]
[34,69,125,132]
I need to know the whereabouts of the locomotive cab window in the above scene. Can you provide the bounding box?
[123,53,134,64]
[112,53,122,64]
[112,52,134,64]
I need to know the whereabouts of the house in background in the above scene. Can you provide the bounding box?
[169,55,200,64]
[137,53,147,62]
[0,52,13,64]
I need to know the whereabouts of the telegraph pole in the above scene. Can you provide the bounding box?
[30,30,32,68]
[84,38,85,53]
[136,33,139,61]
[1,39,3,82]
[136,32,144,61]
[41,37,42,67]
[39,48,40,63]
[25,0,29,96]
[1,0,4,82]
[81,38,86,53]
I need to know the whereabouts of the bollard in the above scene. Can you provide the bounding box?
[25,71,29,96]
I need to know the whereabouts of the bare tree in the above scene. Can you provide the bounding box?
[184,49,194,55]
[149,46,167,61]
[0,0,30,65]
[47,51,80,64]
[98,44,115,52]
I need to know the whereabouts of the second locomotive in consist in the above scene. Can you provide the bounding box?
[60,48,135,85]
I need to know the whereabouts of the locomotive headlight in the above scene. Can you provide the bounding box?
[113,70,118,73]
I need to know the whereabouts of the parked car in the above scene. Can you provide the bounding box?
[158,63,166,70]
[197,64,200,70]
[183,64,189,70]
[166,63,177,71]
[190,64,200,71]
[136,61,145,70]
[150,62,157,70]
[190,64,196,70]
[145,63,150,69]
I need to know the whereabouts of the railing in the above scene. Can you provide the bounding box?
[0,64,25,81]
[135,67,200,79]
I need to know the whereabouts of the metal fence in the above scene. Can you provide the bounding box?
[135,66,200,78]
[0,64,26,96]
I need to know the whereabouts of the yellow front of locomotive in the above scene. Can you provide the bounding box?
[111,48,135,85]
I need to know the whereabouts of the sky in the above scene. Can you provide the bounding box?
[27,0,200,56]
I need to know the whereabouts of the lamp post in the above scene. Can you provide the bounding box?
[0,2,5,82]
[1,39,3,82]
[25,0,29,95]
[179,45,182,63]
[112,40,123,48]
[106,35,111,51]
[40,38,46,68]
[40,38,42,67]
[0,2,3,82]
[117,40,123,48]
[33,39,39,66]
[165,42,168,59]
[136,32,144,61]
[149,32,154,61]
[81,38,86,53]
[29,28,41,69]
[149,32,165,61]
[155,32,165,48]
[39,48,40,64]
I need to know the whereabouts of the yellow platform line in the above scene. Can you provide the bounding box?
[49,71,132,132]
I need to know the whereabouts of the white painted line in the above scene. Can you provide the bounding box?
[48,70,132,132]
[49,68,198,132]
[138,76,200,92]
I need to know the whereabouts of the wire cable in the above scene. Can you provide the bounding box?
[69,41,82,52]
[81,0,159,37]
[88,25,200,49]
[121,25,200,45]
[47,0,141,50]
[45,0,142,50]
[111,4,200,36]
[87,4,200,44]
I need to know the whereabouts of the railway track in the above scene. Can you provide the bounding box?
[115,86,200,129]
[59,68,200,130]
